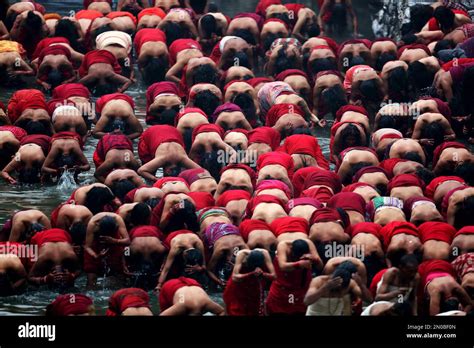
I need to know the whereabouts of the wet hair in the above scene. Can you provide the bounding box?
[461,67,474,115]
[142,56,168,85]
[245,250,265,271]
[56,154,75,168]
[454,195,474,229]
[18,167,40,184]
[408,62,435,91]
[434,6,455,32]
[90,24,113,43]
[112,179,136,202]
[85,186,115,214]
[263,32,279,52]
[200,150,221,179]
[291,239,309,259]
[268,12,290,26]
[377,115,397,129]
[359,78,382,102]
[47,69,63,88]
[94,82,118,97]
[387,67,410,102]
[340,123,363,150]
[98,215,118,236]
[454,162,474,186]
[320,84,348,117]
[162,21,186,47]
[309,57,337,76]
[23,11,42,33]
[332,268,351,289]
[274,45,299,75]
[338,260,358,274]
[200,14,217,38]
[130,202,151,226]
[400,33,418,45]
[330,1,347,29]
[70,222,87,245]
[410,4,434,33]
[24,120,49,135]
[415,167,434,186]
[5,11,18,31]
[399,254,419,269]
[440,298,460,313]
[55,19,82,52]
[193,90,221,116]
[421,122,444,149]
[403,151,423,164]
[363,254,386,286]
[166,199,199,232]
[350,162,374,179]
[232,51,251,69]
[376,52,397,72]
[121,3,141,17]
[232,28,256,46]
[305,22,321,38]
[183,248,204,266]
[434,40,456,55]
[192,64,219,85]
[30,222,45,233]
[156,108,177,126]
[390,301,413,316]
[164,165,183,177]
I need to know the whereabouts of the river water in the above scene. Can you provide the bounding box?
[0,0,372,315]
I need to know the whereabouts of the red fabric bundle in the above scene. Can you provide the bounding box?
[51,131,84,149]
[248,127,281,150]
[342,182,376,193]
[153,177,188,189]
[418,259,455,289]
[75,9,104,20]
[175,107,207,125]
[95,93,134,115]
[421,97,451,120]
[337,39,372,57]
[239,219,273,241]
[137,7,166,21]
[106,288,150,316]
[31,228,72,248]
[133,28,166,56]
[187,191,215,211]
[279,134,329,170]
[310,207,348,227]
[255,0,281,16]
[93,134,133,167]
[287,197,323,210]
[275,69,309,82]
[432,142,467,169]
[191,124,224,143]
[387,173,424,192]
[46,294,93,316]
[327,192,366,216]
[425,176,465,199]
[129,225,163,240]
[379,221,419,251]
[159,277,201,311]
[78,49,121,77]
[216,190,251,207]
[418,221,456,244]
[270,216,308,236]
[257,151,294,178]
[291,167,326,198]
[179,168,212,186]
[162,230,194,249]
[335,105,368,122]
[7,89,47,124]
[265,103,305,127]
[247,77,273,88]
[303,170,342,193]
[138,125,184,164]
[350,222,382,239]
[52,83,91,100]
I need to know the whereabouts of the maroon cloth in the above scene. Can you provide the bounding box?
[279,134,330,170]
[20,134,51,155]
[327,192,366,216]
[46,294,93,316]
[192,124,225,143]
[454,225,474,239]
[270,216,308,236]
[187,191,215,211]
[78,49,121,77]
[145,81,179,123]
[257,151,294,178]
[425,176,465,199]
[129,225,163,240]
[286,197,323,210]
[275,69,309,82]
[255,180,292,199]
[397,44,431,58]
[379,221,419,251]
[432,142,467,169]
[353,166,389,183]
[95,93,134,115]
[179,168,212,186]
[350,222,382,239]
[30,228,72,248]
[421,97,451,120]
[247,77,273,87]
[342,182,376,193]
[403,196,437,220]
[337,39,372,57]
[7,89,47,124]
[291,166,326,198]
[159,277,201,311]
[133,28,166,56]
[303,170,342,193]
[211,102,242,123]
[255,0,281,16]
[387,174,424,192]
[32,37,70,60]
[168,39,201,66]
[310,207,349,229]
[335,105,368,122]
[106,288,150,316]
[37,45,71,66]
[265,103,305,127]
[239,219,273,241]
[138,125,184,164]
[153,177,188,189]
[378,158,409,178]
[220,164,256,188]
[418,222,456,244]
[248,127,281,150]
[93,133,133,167]
[246,194,287,217]
[52,83,91,100]
[0,126,27,141]
[216,190,251,207]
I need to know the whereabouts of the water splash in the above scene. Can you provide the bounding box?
[57,169,78,193]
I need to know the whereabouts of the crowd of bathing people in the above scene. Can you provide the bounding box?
[0,0,473,316]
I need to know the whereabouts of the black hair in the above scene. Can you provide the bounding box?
[390,301,413,316]
[399,254,419,269]
[434,6,455,33]
[408,62,435,91]
[55,19,82,52]
[162,21,186,47]
[274,45,299,75]
[85,186,115,214]
[363,254,386,286]
[91,24,113,43]
[47,69,63,89]
[454,162,474,186]
[164,165,183,177]
[200,14,217,38]
[454,195,474,229]
[69,222,87,245]
[94,82,117,97]
[291,239,309,259]
[340,123,363,150]
[232,51,251,69]
[410,4,434,33]
[351,162,374,179]
[192,64,219,85]
[387,67,410,103]
[400,34,418,45]
[268,12,290,26]
[359,78,383,103]
[142,56,169,85]
[184,248,204,266]
[377,115,396,129]
[305,22,321,38]
[112,179,136,202]
[98,215,118,236]
[387,249,406,268]
[232,28,257,46]
[153,108,177,126]
[376,52,397,72]
[130,203,151,226]
[332,268,351,289]
[415,167,434,186]
[245,250,265,271]
[309,57,337,77]
[403,151,423,164]
[421,122,445,149]
[200,150,222,179]
[461,67,474,116]
[440,298,460,313]
[24,120,49,135]
[121,3,141,17]
[24,11,42,33]
[263,32,279,52]
[434,40,456,55]
[4,10,17,31]
[320,84,348,117]
[193,90,221,116]
[18,167,40,184]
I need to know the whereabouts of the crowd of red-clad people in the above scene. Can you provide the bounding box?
[0,0,473,316]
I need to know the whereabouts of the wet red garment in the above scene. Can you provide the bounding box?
[175,107,207,126]
[216,190,251,207]
[336,146,376,172]
[168,39,201,66]
[248,127,281,150]
[0,126,27,141]
[265,103,305,127]
[179,168,212,186]
[129,225,163,240]
[369,268,388,298]
[52,83,91,100]
[342,182,375,193]
[335,105,368,122]
[350,222,382,239]
[418,222,455,244]
[138,125,184,164]
[257,151,294,178]
[133,28,166,56]
[7,89,47,124]
[327,192,366,216]
[303,170,342,193]
[246,195,287,217]
[432,141,467,169]
[83,233,124,274]
[37,45,71,67]
[454,225,474,239]
[145,81,180,123]
[137,7,166,21]
[270,216,308,236]
[291,167,325,198]
[159,276,201,311]
[93,133,133,167]
[397,44,431,59]
[266,256,311,315]
[95,93,134,115]
[379,221,419,252]
[352,166,388,183]
[106,288,150,316]
[51,131,84,149]
[75,9,104,20]
[378,158,408,178]
[255,0,281,16]
[224,272,266,316]
[21,134,51,155]
[255,180,292,199]
[425,176,466,199]
[187,191,215,211]
[239,219,273,242]
[31,228,72,248]
[418,259,456,313]
[191,124,225,143]
[387,173,424,192]
[403,196,436,220]
[421,97,451,120]
[279,134,329,170]
[78,49,121,78]
[442,186,468,217]
[310,207,348,227]
[220,164,256,187]
[162,229,194,250]
[32,37,70,61]
[46,294,93,316]
[106,11,137,25]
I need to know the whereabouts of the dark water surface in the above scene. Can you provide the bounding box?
[0,0,371,315]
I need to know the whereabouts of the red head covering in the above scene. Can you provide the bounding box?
[327,192,366,216]
[275,69,309,82]
[270,216,308,236]
[216,190,251,207]
[432,142,467,169]
[291,167,326,198]
[248,127,281,150]
[186,191,215,211]
[7,89,47,124]
[255,179,292,199]
[418,221,456,244]
[387,174,424,192]
[303,170,342,193]
[379,221,419,251]
[106,288,150,316]
[46,294,93,316]
[454,225,474,239]
[265,103,305,127]
[378,158,409,178]
[96,93,134,115]
[350,222,382,239]
[397,44,431,59]
[257,151,294,178]
[279,134,330,170]
[425,176,466,199]
[353,166,389,183]
[52,83,91,100]
[335,105,369,122]
[179,168,213,186]
[220,164,256,188]
[239,219,273,241]
[153,177,189,189]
